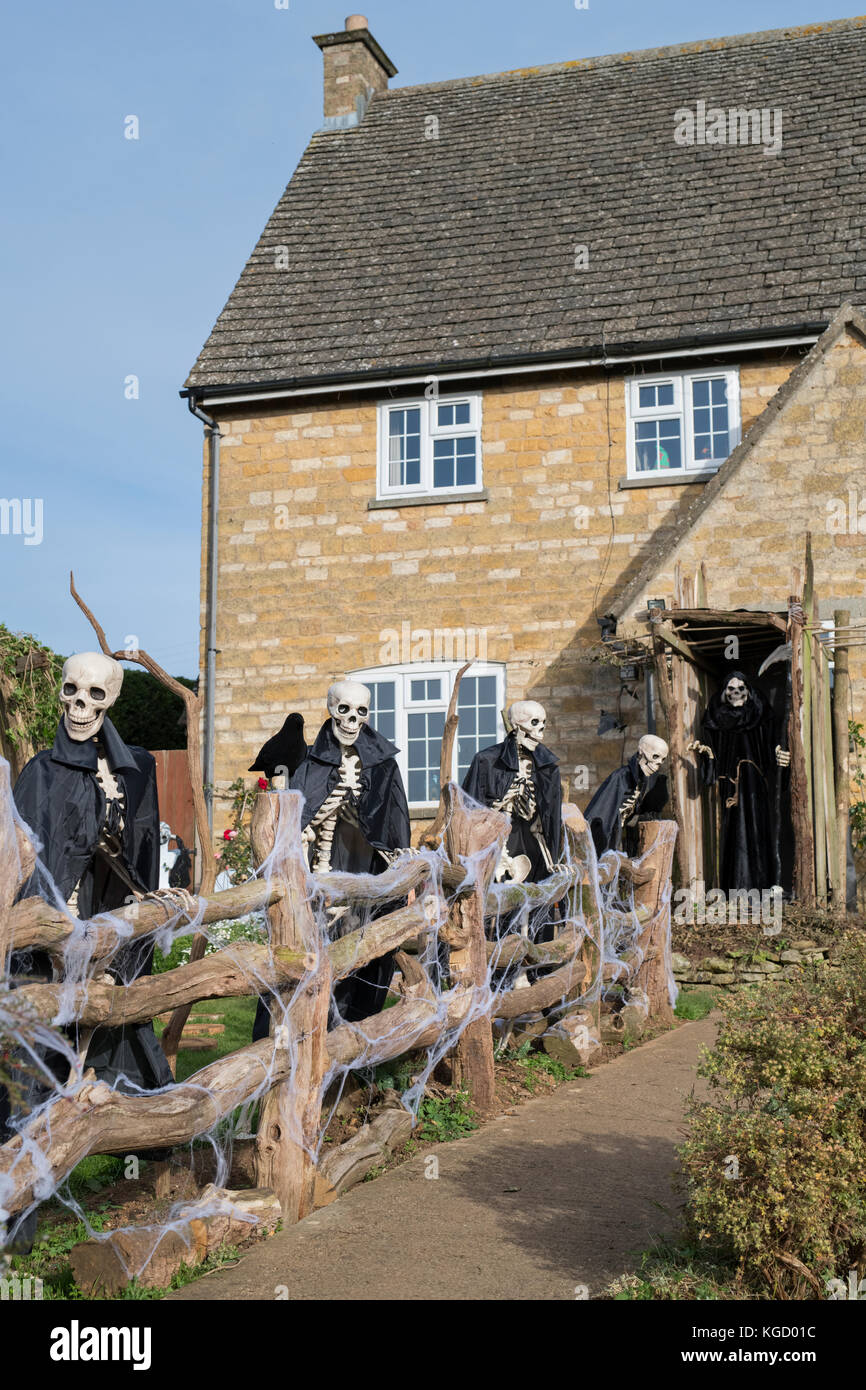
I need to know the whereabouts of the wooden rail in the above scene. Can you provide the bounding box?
[1,778,676,1245]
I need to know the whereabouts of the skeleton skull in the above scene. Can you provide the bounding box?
[508,700,547,751]
[327,679,371,747]
[637,734,668,778]
[60,652,123,742]
[722,675,749,708]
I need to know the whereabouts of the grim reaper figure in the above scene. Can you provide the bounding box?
[253,679,411,1034]
[2,653,173,1251]
[585,735,669,858]
[689,670,789,892]
[9,653,173,1091]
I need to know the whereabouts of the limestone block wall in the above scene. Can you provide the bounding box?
[198,353,799,830]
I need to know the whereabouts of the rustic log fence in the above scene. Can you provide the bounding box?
[1,768,677,1261]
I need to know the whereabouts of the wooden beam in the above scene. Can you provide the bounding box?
[251,791,331,1223]
[833,610,851,914]
[654,622,716,674]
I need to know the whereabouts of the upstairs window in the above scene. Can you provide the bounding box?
[625,370,740,479]
[351,661,505,809]
[377,395,483,499]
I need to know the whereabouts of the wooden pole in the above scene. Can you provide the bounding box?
[250,791,331,1223]
[788,591,815,904]
[802,538,817,903]
[441,790,508,1116]
[819,641,838,906]
[833,610,851,915]
[632,820,678,1028]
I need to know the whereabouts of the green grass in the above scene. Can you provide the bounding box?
[674,989,717,1022]
[154,996,258,1083]
[604,1238,744,1301]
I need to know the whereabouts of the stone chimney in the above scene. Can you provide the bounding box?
[313,15,398,130]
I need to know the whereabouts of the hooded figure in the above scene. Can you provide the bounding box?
[585,736,669,859]
[696,670,783,892]
[253,704,411,1034]
[462,726,562,881]
[3,713,171,1253]
[11,716,172,1091]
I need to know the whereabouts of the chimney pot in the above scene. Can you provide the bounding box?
[345,14,368,29]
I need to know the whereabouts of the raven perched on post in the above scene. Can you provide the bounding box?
[248,712,307,782]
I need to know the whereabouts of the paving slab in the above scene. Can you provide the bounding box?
[170,1016,717,1301]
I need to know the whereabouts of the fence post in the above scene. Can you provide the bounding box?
[251,791,331,1223]
[632,820,678,1027]
[442,790,508,1116]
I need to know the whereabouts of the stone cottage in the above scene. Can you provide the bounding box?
[183,14,866,833]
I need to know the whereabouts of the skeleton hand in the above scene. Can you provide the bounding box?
[686,740,714,759]
[775,745,791,768]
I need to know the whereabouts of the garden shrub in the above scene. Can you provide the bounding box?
[680,939,866,1298]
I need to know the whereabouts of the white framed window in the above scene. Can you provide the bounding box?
[625,369,741,479]
[350,660,506,808]
[377,394,483,499]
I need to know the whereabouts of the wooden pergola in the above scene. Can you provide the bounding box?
[619,536,852,911]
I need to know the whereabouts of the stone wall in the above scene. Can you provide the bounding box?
[672,939,840,993]
[201,353,800,831]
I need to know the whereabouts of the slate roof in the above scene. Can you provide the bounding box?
[186,17,866,393]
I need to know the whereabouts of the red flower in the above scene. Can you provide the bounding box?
[223,828,232,841]
[258,777,269,790]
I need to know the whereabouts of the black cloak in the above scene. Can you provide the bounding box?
[254,721,411,1034]
[462,734,562,878]
[11,717,172,1091]
[699,672,779,892]
[585,753,669,859]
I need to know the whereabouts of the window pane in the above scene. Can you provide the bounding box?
[639,382,674,409]
[455,441,476,487]
[456,672,500,781]
[438,404,454,427]
[635,418,682,471]
[433,439,455,489]
[408,712,426,738]
[454,402,470,424]
[692,379,729,464]
[366,680,396,743]
[388,408,421,488]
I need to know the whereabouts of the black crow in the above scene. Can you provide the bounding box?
[248,712,307,781]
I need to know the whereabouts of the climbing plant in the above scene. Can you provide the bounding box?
[111,670,195,750]
[0,624,64,756]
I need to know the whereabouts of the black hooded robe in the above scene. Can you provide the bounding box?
[699,674,780,892]
[462,735,562,879]
[253,721,411,1035]
[584,753,669,859]
[10,717,172,1091]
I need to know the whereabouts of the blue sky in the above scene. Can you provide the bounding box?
[0,0,852,673]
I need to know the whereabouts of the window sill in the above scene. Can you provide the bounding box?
[618,471,718,490]
[368,489,489,510]
[409,804,439,821]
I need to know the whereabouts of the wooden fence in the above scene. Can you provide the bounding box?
[0,764,677,1249]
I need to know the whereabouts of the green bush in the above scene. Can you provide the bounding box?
[679,941,866,1298]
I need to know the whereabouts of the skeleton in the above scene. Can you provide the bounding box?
[619,735,669,826]
[492,701,554,882]
[302,680,371,876]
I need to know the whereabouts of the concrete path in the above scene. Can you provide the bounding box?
[171,1016,717,1301]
